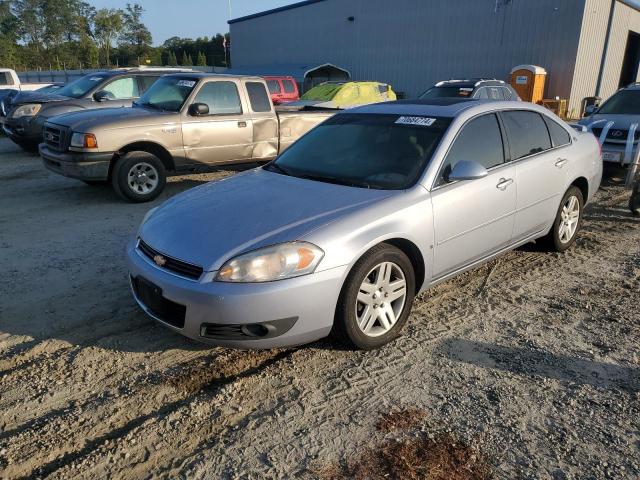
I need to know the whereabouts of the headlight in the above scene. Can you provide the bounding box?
[70,132,98,148]
[12,104,41,118]
[216,242,324,283]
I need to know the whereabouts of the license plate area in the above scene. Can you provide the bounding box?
[602,151,622,162]
[132,276,186,329]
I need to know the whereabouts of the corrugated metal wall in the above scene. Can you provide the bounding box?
[231,0,585,100]
[597,1,640,99]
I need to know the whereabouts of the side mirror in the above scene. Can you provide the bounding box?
[448,160,488,182]
[93,90,112,102]
[188,103,209,116]
[583,105,597,117]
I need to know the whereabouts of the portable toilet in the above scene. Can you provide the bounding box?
[510,65,547,104]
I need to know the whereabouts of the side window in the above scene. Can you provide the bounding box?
[437,113,505,186]
[544,116,571,147]
[138,76,160,94]
[502,87,513,100]
[0,72,13,86]
[283,80,296,93]
[502,111,552,160]
[475,88,489,99]
[246,82,272,112]
[267,80,281,94]
[102,77,139,99]
[193,81,242,115]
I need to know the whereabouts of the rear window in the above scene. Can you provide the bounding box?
[246,82,272,112]
[267,80,281,94]
[544,116,571,147]
[502,111,552,160]
[283,80,296,93]
[420,86,474,99]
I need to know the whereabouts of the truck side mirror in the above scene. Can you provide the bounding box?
[93,90,112,102]
[188,103,209,116]
[448,160,488,181]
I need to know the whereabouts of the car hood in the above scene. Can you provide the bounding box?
[139,168,394,272]
[579,113,640,130]
[9,90,71,106]
[47,106,174,132]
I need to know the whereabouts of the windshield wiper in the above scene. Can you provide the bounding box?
[297,173,371,189]
[264,163,292,176]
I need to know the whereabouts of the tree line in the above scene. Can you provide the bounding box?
[0,0,229,70]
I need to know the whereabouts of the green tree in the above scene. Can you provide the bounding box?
[166,50,177,66]
[94,8,122,66]
[196,51,206,66]
[0,0,19,66]
[180,51,192,66]
[120,3,151,61]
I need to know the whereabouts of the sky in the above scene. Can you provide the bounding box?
[90,0,299,45]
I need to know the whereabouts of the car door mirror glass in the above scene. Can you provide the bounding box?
[448,160,488,181]
[189,102,209,116]
[93,90,112,102]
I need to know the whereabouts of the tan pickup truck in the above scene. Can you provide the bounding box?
[39,73,336,202]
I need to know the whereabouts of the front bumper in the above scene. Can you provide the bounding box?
[3,115,45,143]
[126,239,348,349]
[40,144,113,181]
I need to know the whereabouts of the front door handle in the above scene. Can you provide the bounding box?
[496,178,514,191]
[237,121,247,128]
[555,158,568,168]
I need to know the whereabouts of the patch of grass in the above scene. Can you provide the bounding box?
[376,408,427,432]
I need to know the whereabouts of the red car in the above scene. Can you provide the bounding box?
[264,76,300,105]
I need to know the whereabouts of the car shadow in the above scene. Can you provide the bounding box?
[436,338,640,393]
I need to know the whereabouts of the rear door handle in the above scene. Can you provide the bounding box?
[237,121,247,128]
[555,158,568,168]
[496,178,514,191]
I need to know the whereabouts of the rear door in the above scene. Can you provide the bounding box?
[431,113,517,278]
[501,110,569,240]
[243,80,279,160]
[181,79,254,165]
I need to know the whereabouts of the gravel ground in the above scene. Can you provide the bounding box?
[0,136,638,479]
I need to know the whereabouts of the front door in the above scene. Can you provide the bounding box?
[182,80,254,165]
[431,113,517,278]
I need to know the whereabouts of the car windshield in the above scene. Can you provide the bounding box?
[419,86,474,99]
[134,76,198,112]
[57,74,108,98]
[597,89,640,115]
[301,83,343,101]
[267,113,452,190]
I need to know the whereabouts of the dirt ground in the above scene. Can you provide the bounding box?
[0,136,638,480]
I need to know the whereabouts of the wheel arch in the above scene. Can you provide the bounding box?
[570,176,589,203]
[109,141,175,179]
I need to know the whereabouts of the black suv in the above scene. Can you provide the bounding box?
[2,67,192,150]
[419,79,520,101]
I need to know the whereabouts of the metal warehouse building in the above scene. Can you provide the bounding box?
[229,0,640,116]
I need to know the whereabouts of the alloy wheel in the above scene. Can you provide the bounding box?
[559,195,580,244]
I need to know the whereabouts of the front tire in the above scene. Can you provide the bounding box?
[333,244,415,350]
[111,151,166,203]
[542,186,584,252]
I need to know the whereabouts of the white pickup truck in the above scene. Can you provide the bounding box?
[0,68,51,91]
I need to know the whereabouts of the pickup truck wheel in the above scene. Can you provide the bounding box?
[112,152,166,203]
[333,244,415,350]
[542,186,584,252]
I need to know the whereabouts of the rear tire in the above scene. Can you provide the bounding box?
[541,186,584,252]
[333,244,415,350]
[630,181,640,217]
[111,151,166,203]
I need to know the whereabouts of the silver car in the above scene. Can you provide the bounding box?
[126,99,602,350]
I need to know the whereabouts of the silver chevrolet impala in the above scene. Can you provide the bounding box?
[126,99,602,350]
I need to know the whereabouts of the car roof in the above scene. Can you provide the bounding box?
[435,79,508,89]
[162,72,265,81]
[350,99,548,118]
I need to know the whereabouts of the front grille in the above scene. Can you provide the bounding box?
[138,239,204,280]
[591,127,640,144]
[43,125,68,151]
[131,276,186,328]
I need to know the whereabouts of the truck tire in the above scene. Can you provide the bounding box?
[630,181,640,217]
[111,151,166,203]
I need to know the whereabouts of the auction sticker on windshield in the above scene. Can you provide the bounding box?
[395,116,437,127]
